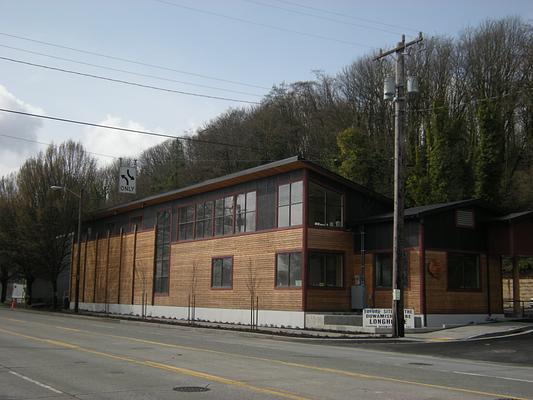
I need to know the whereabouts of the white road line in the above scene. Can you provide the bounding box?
[452,370,533,384]
[9,370,63,394]
[466,328,533,341]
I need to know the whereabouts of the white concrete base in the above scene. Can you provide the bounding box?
[425,313,505,327]
[72,302,305,329]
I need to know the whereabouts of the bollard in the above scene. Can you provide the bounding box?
[10,298,16,310]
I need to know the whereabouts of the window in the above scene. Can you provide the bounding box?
[375,253,392,288]
[178,205,194,240]
[308,252,343,287]
[154,210,171,293]
[276,253,302,287]
[236,191,256,233]
[195,201,213,239]
[308,182,344,228]
[214,196,234,236]
[278,181,303,227]
[374,253,409,288]
[212,257,232,288]
[448,253,480,290]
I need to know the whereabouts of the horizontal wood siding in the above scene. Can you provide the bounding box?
[133,230,156,304]
[425,251,490,314]
[371,250,421,313]
[119,234,135,304]
[154,228,303,311]
[306,229,355,311]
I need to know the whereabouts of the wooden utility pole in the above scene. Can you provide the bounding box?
[375,33,423,338]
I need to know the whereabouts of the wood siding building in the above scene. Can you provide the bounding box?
[70,157,532,328]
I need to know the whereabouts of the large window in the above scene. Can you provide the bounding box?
[154,210,171,294]
[308,182,344,228]
[278,181,303,227]
[195,201,213,239]
[212,257,233,288]
[214,196,234,236]
[308,252,343,288]
[448,253,480,290]
[178,205,195,240]
[236,191,256,233]
[276,252,302,287]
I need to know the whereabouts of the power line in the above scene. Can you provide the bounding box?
[0,133,118,159]
[0,56,261,105]
[273,0,421,34]
[152,0,372,49]
[242,0,402,36]
[0,32,270,90]
[0,108,253,150]
[0,44,263,98]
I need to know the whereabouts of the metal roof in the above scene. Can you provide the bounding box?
[88,155,392,220]
[489,210,533,222]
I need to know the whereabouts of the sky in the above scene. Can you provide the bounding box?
[0,0,531,176]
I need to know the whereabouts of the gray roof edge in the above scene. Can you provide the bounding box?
[89,156,302,218]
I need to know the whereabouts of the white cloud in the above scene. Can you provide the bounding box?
[0,85,45,176]
[82,115,168,166]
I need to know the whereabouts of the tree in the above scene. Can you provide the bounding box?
[0,175,19,302]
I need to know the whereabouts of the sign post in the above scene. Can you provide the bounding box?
[119,166,136,194]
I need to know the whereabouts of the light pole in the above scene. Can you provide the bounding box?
[51,185,83,313]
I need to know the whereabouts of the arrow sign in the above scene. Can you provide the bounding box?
[119,166,136,194]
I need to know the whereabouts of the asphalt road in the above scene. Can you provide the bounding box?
[1,308,532,400]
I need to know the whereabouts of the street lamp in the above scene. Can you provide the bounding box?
[51,185,83,313]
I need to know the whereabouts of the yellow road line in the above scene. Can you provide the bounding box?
[0,326,311,400]
[1,316,530,400]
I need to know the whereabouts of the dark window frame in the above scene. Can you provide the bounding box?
[373,252,409,289]
[447,252,481,291]
[178,204,195,241]
[277,180,303,228]
[308,180,345,229]
[275,251,303,288]
[195,200,214,239]
[307,251,344,289]
[211,256,233,289]
[154,208,172,295]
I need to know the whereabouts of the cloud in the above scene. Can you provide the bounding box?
[0,85,45,176]
[82,115,168,166]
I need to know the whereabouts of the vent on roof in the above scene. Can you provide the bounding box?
[456,210,474,228]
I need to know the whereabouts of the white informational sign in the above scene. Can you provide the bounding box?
[119,166,136,194]
[11,283,25,299]
[363,308,415,329]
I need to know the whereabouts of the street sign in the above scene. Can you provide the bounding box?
[119,166,136,194]
[363,308,415,329]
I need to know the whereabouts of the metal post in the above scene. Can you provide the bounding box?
[74,189,83,313]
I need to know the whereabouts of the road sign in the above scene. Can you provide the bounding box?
[119,166,136,194]
[363,308,415,329]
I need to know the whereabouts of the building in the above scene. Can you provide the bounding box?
[71,156,533,329]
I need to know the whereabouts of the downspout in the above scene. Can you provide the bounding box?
[486,252,491,316]
[360,224,366,308]
[419,218,427,327]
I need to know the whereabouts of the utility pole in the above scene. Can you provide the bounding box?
[375,33,422,338]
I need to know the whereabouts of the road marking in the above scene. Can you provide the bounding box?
[8,370,63,394]
[1,323,531,400]
[0,327,312,400]
[452,371,533,384]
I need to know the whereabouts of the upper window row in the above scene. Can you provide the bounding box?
[179,191,256,241]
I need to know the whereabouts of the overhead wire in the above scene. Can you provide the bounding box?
[242,0,403,36]
[0,56,261,105]
[0,32,270,90]
[272,0,421,34]
[151,0,372,49]
[0,108,254,150]
[0,44,263,98]
[0,133,118,159]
